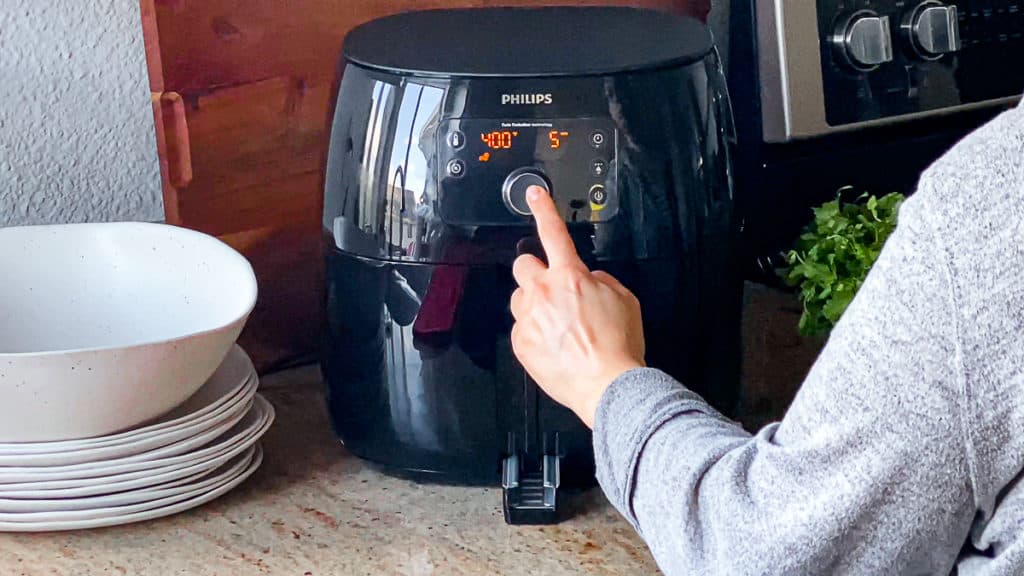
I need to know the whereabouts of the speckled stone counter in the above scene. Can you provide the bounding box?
[0,365,660,576]
[0,284,818,576]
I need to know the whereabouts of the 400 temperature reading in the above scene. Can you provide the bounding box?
[480,131,518,149]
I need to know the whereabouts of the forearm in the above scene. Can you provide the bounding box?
[593,367,746,534]
[593,367,974,575]
[594,370,786,573]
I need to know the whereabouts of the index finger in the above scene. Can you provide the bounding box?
[526,186,582,269]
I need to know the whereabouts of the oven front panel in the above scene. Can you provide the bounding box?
[756,0,1023,141]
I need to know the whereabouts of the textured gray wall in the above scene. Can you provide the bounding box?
[0,1,163,226]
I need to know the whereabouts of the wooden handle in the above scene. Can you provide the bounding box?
[151,91,193,190]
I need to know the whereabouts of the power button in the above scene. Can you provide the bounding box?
[589,185,608,209]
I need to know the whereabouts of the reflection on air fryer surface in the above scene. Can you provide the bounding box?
[0,366,659,575]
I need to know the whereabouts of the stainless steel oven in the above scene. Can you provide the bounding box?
[729,0,1023,274]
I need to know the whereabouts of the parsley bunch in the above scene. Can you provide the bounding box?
[779,192,905,336]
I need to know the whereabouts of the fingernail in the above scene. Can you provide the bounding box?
[527,186,542,201]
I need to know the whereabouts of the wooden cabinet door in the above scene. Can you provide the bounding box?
[141,0,709,373]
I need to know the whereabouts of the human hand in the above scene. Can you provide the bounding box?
[510,186,646,429]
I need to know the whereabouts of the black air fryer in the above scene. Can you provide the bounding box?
[322,7,742,525]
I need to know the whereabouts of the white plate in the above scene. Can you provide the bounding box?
[0,372,257,466]
[0,345,256,455]
[0,445,256,514]
[0,396,273,498]
[0,444,264,531]
[0,465,213,502]
[0,393,254,468]
[0,223,257,442]
[0,396,273,484]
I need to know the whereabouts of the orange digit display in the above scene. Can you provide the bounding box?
[479,129,570,150]
[548,131,570,149]
[480,131,519,150]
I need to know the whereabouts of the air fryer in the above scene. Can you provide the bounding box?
[321,6,743,525]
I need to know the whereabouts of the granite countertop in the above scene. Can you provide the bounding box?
[0,365,659,576]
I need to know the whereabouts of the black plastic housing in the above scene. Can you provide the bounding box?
[322,7,743,498]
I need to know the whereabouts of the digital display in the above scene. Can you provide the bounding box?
[548,130,570,149]
[480,131,518,149]
[479,129,571,151]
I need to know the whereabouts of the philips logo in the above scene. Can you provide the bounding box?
[501,93,553,105]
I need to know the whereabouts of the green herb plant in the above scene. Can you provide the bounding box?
[779,191,905,337]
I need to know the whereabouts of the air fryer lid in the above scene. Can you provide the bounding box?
[343,7,713,78]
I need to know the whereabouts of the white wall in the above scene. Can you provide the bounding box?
[0,1,163,226]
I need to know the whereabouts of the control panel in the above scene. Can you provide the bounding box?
[755,0,1023,141]
[437,118,618,227]
[818,0,1024,127]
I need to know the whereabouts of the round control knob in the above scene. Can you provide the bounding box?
[831,11,895,72]
[502,168,551,216]
[903,2,961,60]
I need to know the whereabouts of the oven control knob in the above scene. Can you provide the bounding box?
[903,2,961,59]
[502,168,551,216]
[832,11,894,72]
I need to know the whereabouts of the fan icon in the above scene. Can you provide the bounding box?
[478,152,491,163]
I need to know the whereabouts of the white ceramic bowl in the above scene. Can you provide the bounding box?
[0,223,257,442]
[0,345,257,455]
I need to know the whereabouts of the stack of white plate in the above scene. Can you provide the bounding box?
[0,346,273,532]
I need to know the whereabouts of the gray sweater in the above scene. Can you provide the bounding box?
[594,102,1024,575]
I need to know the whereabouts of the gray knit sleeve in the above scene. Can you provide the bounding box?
[593,187,976,575]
